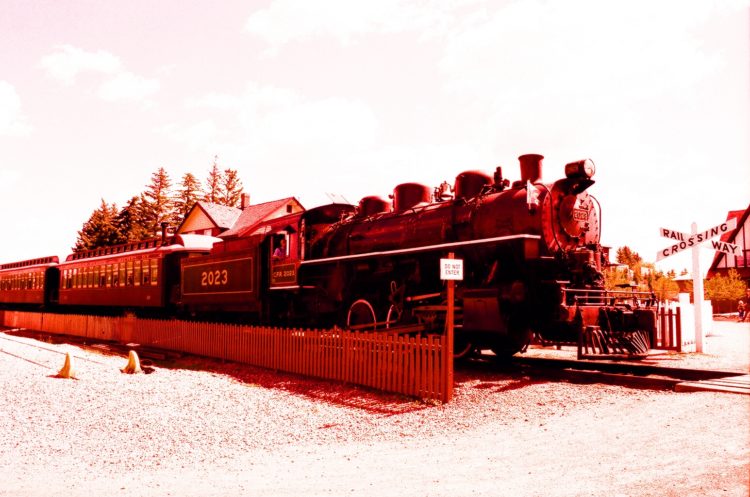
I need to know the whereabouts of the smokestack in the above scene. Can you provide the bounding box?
[241,193,250,210]
[519,154,544,183]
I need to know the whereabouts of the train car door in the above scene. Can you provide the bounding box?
[269,230,300,288]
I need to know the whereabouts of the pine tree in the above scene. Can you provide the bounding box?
[616,246,642,268]
[202,156,222,204]
[615,246,643,284]
[115,196,151,242]
[74,199,121,250]
[142,167,177,237]
[219,168,243,207]
[174,172,202,220]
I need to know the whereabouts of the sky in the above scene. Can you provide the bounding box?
[1,0,749,276]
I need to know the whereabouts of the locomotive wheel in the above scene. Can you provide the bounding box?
[453,336,474,360]
[489,327,533,359]
[347,299,377,331]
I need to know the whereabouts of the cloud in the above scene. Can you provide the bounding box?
[39,45,159,103]
[180,83,378,150]
[156,120,221,152]
[97,71,160,101]
[439,0,725,99]
[0,81,32,137]
[0,169,21,194]
[39,44,122,85]
[160,83,382,204]
[244,0,473,52]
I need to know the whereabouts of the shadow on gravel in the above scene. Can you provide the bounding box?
[158,354,434,415]
[2,327,540,414]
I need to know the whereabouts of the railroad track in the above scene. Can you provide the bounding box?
[0,330,107,371]
[4,326,748,395]
[462,353,750,395]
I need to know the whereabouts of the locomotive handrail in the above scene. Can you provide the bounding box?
[300,234,541,265]
[562,287,657,307]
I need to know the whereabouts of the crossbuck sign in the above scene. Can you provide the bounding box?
[657,218,738,261]
[656,217,739,353]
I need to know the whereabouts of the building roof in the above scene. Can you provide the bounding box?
[220,197,303,239]
[197,201,243,229]
[718,209,747,243]
[708,202,750,277]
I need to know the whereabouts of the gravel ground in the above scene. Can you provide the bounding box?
[0,321,748,497]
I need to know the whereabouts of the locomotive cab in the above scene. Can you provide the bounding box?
[269,228,300,288]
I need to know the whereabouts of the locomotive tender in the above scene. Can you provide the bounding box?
[0,154,656,357]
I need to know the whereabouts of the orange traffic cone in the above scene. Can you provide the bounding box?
[57,352,76,379]
[121,350,143,374]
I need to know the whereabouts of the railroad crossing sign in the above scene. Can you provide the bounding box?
[655,217,739,353]
[657,218,738,261]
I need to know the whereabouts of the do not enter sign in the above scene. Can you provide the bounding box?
[440,258,464,280]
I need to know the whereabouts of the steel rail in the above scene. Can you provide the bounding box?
[0,330,106,365]
[460,354,746,392]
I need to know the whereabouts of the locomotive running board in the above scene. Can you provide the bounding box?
[300,234,541,266]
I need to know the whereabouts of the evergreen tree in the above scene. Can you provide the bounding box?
[616,246,642,268]
[219,168,243,207]
[615,246,643,285]
[202,156,222,204]
[175,172,202,220]
[142,167,178,236]
[115,195,151,242]
[74,199,121,250]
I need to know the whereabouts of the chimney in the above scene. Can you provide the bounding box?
[160,222,169,245]
[240,193,250,210]
[519,154,543,183]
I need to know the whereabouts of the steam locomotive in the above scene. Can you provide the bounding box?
[0,154,656,357]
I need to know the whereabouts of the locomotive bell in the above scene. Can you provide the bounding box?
[518,154,543,183]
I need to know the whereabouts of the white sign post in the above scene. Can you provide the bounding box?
[656,218,737,353]
[439,254,462,403]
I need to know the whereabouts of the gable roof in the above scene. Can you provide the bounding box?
[198,201,243,229]
[708,203,750,274]
[220,197,303,238]
[176,201,243,235]
[718,208,746,243]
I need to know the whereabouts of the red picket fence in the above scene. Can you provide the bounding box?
[0,311,449,402]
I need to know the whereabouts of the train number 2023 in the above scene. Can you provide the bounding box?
[201,269,228,287]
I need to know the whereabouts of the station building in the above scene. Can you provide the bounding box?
[707,203,750,284]
[176,193,304,239]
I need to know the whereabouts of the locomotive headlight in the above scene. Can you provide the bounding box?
[564,159,595,179]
